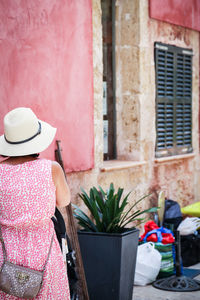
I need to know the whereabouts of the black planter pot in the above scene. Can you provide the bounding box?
[78,228,139,300]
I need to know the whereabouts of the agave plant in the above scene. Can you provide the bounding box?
[73,183,158,233]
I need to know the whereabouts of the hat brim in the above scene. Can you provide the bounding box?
[0,120,56,156]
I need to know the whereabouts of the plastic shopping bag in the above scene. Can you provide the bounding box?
[154,242,175,278]
[177,217,200,235]
[134,242,161,286]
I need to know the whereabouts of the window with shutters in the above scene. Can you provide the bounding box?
[154,42,193,158]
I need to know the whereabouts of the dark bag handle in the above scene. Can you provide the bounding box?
[54,207,73,252]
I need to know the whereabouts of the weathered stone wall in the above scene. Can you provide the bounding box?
[115,0,141,161]
[62,0,200,226]
[139,0,200,207]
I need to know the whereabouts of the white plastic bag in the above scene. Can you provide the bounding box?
[134,242,161,286]
[177,217,200,235]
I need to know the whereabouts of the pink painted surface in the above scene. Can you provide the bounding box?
[149,0,200,32]
[0,0,94,172]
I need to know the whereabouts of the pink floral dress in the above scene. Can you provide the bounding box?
[0,159,70,299]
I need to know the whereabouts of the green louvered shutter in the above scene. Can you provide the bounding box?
[155,42,193,158]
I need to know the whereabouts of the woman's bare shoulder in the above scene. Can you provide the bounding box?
[52,160,62,171]
[51,161,70,207]
[51,161,65,186]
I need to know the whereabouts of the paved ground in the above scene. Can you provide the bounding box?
[132,263,200,300]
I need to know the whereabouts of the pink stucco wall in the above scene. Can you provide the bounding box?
[149,0,200,32]
[0,0,94,173]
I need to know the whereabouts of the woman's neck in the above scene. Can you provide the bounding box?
[0,155,39,165]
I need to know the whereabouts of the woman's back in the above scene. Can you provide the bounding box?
[0,159,55,228]
[0,158,70,299]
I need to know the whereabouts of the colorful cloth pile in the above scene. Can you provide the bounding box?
[139,221,175,244]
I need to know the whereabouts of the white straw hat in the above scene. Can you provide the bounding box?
[0,107,57,156]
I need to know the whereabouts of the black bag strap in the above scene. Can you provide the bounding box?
[54,207,73,252]
[55,207,66,234]
[0,224,54,274]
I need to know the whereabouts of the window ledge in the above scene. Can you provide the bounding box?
[155,153,195,164]
[100,160,147,172]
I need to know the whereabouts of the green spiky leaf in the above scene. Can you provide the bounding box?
[74,184,158,233]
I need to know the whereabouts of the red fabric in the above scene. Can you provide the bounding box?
[139,221,159,241]
[161,233,174,244]
[139,221,175,244]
